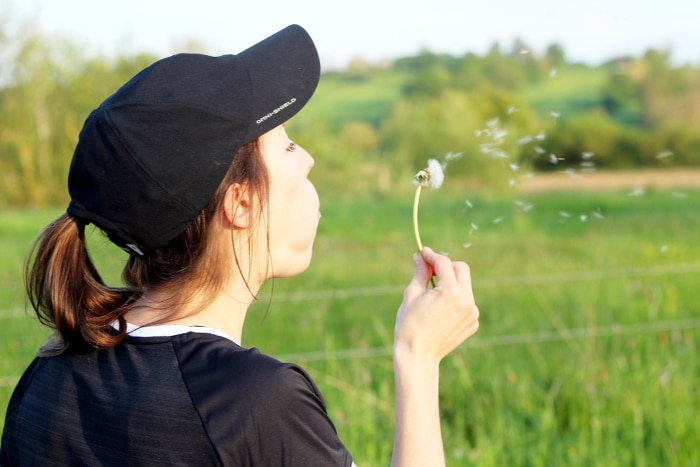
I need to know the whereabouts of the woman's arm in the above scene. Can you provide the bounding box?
[391,247,480,467]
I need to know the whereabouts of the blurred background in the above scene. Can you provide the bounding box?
[1,1,699,465]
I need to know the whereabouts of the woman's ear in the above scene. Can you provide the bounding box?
[222,183,252,229]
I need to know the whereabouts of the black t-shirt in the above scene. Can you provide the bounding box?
[0,326,353,466]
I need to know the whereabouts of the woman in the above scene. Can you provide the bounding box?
[0,24,479,466]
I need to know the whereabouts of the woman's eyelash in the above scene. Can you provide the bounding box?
[287,142,297,152]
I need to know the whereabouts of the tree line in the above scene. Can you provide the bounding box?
[1,27,699,206]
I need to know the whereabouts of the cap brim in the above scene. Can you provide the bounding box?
[238,24,320,142]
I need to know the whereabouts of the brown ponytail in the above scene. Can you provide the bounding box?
[26,139,269,355]
[25,215,134,354]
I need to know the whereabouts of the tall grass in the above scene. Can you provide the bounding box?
[1,187,698,466]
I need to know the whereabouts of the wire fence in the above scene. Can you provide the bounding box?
[2,261,699,386]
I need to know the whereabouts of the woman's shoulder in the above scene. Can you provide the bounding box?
[170,331,319,397]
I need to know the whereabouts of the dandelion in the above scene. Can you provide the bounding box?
[656,150,673,159]
[412,156,454,287]
[412,159,445,252]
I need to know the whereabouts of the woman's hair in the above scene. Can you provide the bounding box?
[26,140,268,355]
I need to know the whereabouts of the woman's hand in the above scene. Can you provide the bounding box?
[394,246,479,365]
[391,247,480,467]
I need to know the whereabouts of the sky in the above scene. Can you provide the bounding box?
[4,0,700,70]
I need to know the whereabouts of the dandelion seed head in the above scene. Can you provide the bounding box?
[413,158,445,189]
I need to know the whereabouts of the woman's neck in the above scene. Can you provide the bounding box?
[124,281,259,345]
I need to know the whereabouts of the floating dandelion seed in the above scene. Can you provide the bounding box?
[515,200,534,212]
[509,163,520,171]
[559,211,571,218]
[549,68,558,77]
[671,191,687,198]
[465,199,474,208]
[656,150,673,159]
[629,188,645,196]
[549,153,559,164]
[534,146,546,154]
[517,136,533,145]
[470,222,479,231]
[462,242,473,249]
[580,214,588,222]
[507,105,517,114]
[564,168,580,178]
[492,217,504,224]
[508,178,516,187]
[582,151,595,159]
[660,244,668,254]
[592,210,604,219]
[550,110,561,121]
[536,131,546,141]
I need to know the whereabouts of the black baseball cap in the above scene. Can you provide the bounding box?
[67,24,320,255]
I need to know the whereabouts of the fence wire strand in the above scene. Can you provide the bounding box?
[1,262,699,386]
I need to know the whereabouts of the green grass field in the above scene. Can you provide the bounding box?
[1,184,698,466]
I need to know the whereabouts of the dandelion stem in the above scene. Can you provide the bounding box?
[412,184,436,287]
[412,184,423,252]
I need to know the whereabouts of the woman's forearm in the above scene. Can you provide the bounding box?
[391,350,444,467]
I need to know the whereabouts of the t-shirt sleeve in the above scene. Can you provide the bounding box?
[174,334,353,467]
